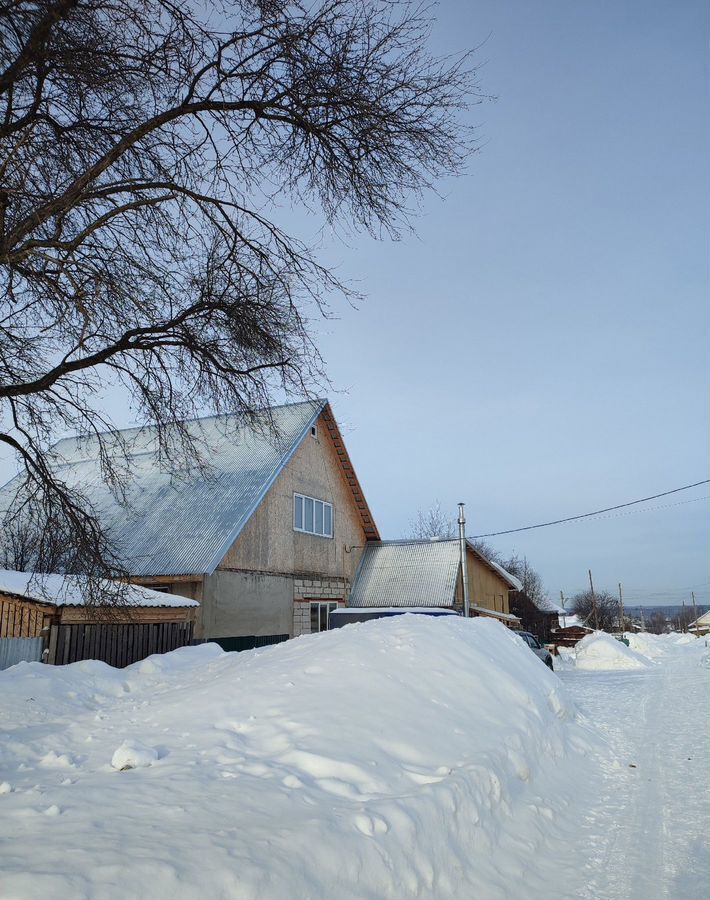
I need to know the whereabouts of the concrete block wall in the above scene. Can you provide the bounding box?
[293,576,349,636]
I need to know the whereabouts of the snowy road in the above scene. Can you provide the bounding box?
[558,644,710,900]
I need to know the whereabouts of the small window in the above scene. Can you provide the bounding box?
[310,601,338,632]
[294,493,333,538]
[311,425,318,439]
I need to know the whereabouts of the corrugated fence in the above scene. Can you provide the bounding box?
[0,636,43,670]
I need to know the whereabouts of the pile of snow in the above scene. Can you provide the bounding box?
[624,631,673,659]
[111,740,159,771]
[0,617,605,899]
[574,632,653,670]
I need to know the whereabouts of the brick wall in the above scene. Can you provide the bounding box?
[293,576,349,636]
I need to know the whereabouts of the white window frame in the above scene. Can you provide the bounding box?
[293,492,333,538]
[310,600,339,633]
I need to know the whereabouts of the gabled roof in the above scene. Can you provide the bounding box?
[0,399,378,578]
[0,569,197,608]
[349,540,461,608]
[349,539,525,609]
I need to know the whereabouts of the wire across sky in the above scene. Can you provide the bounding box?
[470,479,710,539]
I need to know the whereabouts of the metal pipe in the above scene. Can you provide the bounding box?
[458,503,470,618]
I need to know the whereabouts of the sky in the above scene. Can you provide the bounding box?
[311,0,710,606]
[1,0,708,606]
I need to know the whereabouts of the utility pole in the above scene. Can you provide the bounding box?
[589,569,599,631]
[681,599,686,634]
[692,591,699,636]
[618,583,625,634]
[560,590,567,629]
[458,503,470,619]
[640,606,645,632]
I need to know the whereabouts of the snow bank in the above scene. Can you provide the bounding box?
[574,632,653,670]
[624,632,672,659]
[0,617,604,900]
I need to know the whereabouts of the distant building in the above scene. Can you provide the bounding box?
[508,591,564,643]
[689,610,710,636]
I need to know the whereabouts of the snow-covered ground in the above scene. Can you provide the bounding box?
[556,631,710,900]
[0,618,707,899]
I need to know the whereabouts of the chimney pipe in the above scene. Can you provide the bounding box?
[458,503,470,619]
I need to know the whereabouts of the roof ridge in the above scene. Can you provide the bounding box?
[50,398,328,448]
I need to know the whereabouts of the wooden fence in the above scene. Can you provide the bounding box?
[47,620,194,668]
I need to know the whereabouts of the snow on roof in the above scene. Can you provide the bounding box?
[0,400,326,578]
[0,569,198,608]
[533,595,566,615]
[470,605,520,623]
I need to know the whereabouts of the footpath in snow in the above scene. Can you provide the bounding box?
[557,630,710,900]
[0,618,707,899]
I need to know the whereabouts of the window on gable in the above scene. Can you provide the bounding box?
[293,493,333,538]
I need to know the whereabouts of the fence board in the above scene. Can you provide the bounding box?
[44,621,193,668]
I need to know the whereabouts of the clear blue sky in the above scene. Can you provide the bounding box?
[312,0,710,606]
[1,1,707,605]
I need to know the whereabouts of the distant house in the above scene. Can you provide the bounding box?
[0,400,379,650]
[348,538,522,626]
[508,591,565,643]
[0,569,196,669]
[689,610,710,636]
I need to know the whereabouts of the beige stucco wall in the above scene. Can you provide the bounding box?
[199,570,293,640]
[219,411,368,583]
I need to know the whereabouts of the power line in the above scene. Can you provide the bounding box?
[470,479,710,539]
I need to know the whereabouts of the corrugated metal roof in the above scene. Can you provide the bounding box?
[0,400,325,578]
[349,540,461,608]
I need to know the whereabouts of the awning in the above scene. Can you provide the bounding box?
[470,605,520,623]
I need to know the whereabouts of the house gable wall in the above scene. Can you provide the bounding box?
[199,410,370,641]
[455,550,513,615]
[219,410,367,582]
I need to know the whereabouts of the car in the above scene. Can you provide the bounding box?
[514,630,554,669]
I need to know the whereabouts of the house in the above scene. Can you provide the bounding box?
[689,610,710,636]
[508,591,565,643]
[0,400,379,649]
[550,612,594,650]
[347,538,522,625]
[0,569,197,669]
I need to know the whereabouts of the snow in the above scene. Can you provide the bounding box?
[556,635,709,898]
[573,632,654,670]
[0,617,604,900]
[1,619,706,899]
[111,740,159,771]
[0,568,198,608]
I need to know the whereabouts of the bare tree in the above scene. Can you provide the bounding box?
[503,553,546,606]
[645,610,668,635]
[672,606,695,633]
[572,588,620,632]
[0,1,478,593]
[410,501,456,540]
